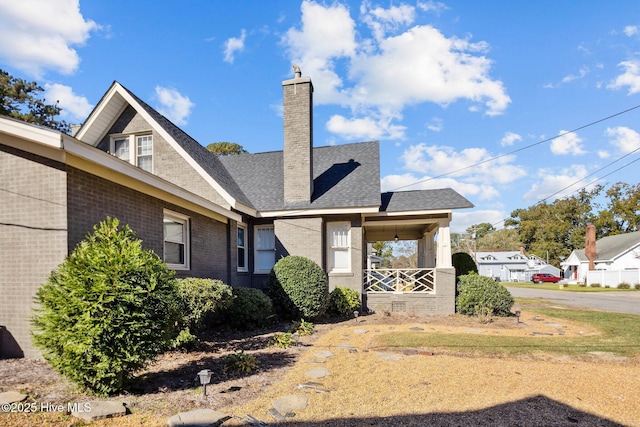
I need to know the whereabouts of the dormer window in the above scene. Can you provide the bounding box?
[110,134,153,172]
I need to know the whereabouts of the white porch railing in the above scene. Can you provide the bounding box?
[363,268,435,293]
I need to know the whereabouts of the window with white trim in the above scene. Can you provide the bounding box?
[328,222,351,272]
[163,211,189,270]
[110,134,153,172]
[254,225,275,274]
[237,224,248,272]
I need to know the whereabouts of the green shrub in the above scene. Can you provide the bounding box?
[590,283,601,288]
[290,319,314,336]
[268,256,328,320]
[224,351,259,375]
[214,287,274,329]
[452,252,478,281]
[269,332,296,348]
[174,278,233,336]
[32,218,181,396]
[618,282,631,289]
[635,283,640,290]
[328,286,361,317]
[456,274,514,317]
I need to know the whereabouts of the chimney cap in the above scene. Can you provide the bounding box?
[293,64,302,78]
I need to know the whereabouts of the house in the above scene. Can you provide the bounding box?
[474,249,560,282]
[562,224,640,287]
[0,68,473,358]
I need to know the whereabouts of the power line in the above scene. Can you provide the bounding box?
[390,103,640,192]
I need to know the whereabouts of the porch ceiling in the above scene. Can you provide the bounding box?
[364,215,447,242]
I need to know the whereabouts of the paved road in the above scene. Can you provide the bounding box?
[505,287,640,315]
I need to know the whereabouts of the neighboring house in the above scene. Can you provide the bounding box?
[0,68,473,358]
[475,249,560,282]
[562,225,640,287]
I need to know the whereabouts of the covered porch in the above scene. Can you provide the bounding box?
[361,211,456,315]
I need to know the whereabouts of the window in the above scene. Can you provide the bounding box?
[254,225,275,273]
[110,134,153,172]
[328,222,350,272]
[237,224,248,272]
[136,135,153,172]
[164,211,189,270]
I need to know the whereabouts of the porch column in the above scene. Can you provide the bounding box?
[436,220,452,268]
[424,230,436,268]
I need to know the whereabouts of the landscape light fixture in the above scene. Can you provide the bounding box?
[394,226,399,241]
[197,369,213,396]
[515,310,521,323]
[354,310,359,323]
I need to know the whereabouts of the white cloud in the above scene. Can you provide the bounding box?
[451,210,505,234]
[44,83,93,122]
[598,150,610,159]
[326,113,405,140]
[381,173,500,201]
[223,29,247,64]
[623,25,639,37]
[399,143,526,184]
[417,1,450,15]
[282,0,510,140]
[154,86,194,126]
[361,2,415,41]
[608,60,640,94]
[500,132,522,147]
[0,0,98,78]
[427,117,443,132]
[523,165,589,202]
[561,66,589,83]
[550,131,586,155]
[605,126,640,153]
[282,0,357,105]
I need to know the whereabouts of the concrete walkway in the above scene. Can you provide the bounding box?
[506,287,640,315]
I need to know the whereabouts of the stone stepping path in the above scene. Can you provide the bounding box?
[72,401,127,422]
[167,408,229,426]
[0,391,27,405]
[314,350,335,358]
[376,351,404,362]
[305,367,331,379]
[268,394,308,422]
[354,328,369,334]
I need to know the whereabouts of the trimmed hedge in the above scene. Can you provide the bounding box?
[215,287,274,329]
[456,273,514,317]
[452,252,478,279]
[268,256,329,320]
[31,218,181,396]
[328,286,361,316]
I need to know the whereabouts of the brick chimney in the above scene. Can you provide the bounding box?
[585,223,596,270]
[282,64,313,207]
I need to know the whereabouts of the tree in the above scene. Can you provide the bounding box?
[206,141,248,156]
[506,187,601,266]
[476,228,522,251]
[372,241,393,267]
[467,223,495,240]
[595,182,640,234]
[391,241,417,268]
[0,69,70,133]
[32,218,180,396]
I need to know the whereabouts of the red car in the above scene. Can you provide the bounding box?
[531,273,562,283]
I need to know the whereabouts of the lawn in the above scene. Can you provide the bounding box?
[505,281,640,292]
[376,305,640,357]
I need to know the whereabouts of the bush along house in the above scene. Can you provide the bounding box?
[0,67,473,358]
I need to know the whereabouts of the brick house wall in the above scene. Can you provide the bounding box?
[97,106,228,207]
[326,215,363,293]
[66,167,229,281]
[0,145,68,358]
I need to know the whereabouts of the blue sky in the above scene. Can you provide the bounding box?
[1,0,639,233]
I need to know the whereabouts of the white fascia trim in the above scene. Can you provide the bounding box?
[258,206,380,218]
[364,209,453,218]
[74,83,125,144]
[113,84,241,209]
[63,137,242,223]
[0,117,62,148]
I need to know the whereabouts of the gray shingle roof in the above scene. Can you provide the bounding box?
[594,230,640,261]
[119,84,253,208]
[381,188,474,212]
[219,141,381,211]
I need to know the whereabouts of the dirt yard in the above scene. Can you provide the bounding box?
[1,309,639,426]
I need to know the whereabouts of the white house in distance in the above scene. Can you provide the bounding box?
[562,225,640,287]
[475,248,560,282]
